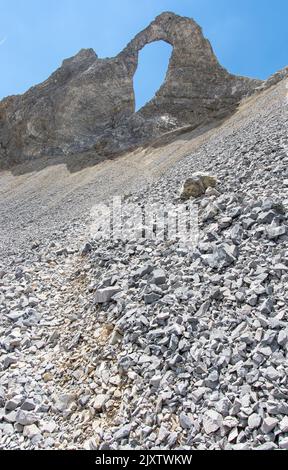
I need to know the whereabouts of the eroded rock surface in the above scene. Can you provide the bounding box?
[0,12,261,168]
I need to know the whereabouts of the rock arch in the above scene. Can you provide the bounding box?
[99,12,261,153]
[0,12,261,168]
[117,12,224,119]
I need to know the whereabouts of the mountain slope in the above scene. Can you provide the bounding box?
[0,75,287,450]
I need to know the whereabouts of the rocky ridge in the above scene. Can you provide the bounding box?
[0,12,261,168]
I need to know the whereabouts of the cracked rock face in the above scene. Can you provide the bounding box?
[0,12,261,168]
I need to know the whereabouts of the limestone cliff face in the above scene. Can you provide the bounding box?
[0,12,262,168]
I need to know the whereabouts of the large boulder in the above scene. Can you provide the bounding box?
[180,173,217,200]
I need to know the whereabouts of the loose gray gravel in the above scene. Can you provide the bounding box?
[0,78,287,450]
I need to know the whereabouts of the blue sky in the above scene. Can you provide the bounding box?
[0,0,287,109]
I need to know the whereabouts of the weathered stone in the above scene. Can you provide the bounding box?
[203,243,238,269]
[109,329,123,345]
[279,437,288,450]
[21,399,36,412]
[279,416,288,433]
[259,298,274,315]
[40,421,57,434]
[94,287,121,304]
[2,355,18,369]
[15,410,38,426]
[255,443,278,451]
[133,264,154,279]
[150,375,162,388]
[191,388,206,404]
[144,292,161,305]
[23,424,41,439]
[179,412,194,429]
[261,417,278,434]
[54,394,76,413]
[0,12,260,168]
[3,411,17,423]
[223,417,239,429]
[266,225,287,240]
[152,269,166,285]
[5,395,24,411]
[5,311,24,322]
[113,424,132,441]
[81,242,92,256]
[202,203,219,221]
[1,423,14,435]
[230,224,243,245]
[227,427,238,443]
[258,211,278,225]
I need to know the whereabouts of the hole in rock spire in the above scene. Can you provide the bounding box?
[133,40,172,111]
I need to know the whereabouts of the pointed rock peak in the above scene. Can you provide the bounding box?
[74,48,98,60]
[62,48,98,67]
[154,11,195,22]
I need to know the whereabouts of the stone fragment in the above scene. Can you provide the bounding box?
[94,287,121,304]
[152,269,166,285]
[23,424,41,439]
[278,330,288,347]
[263,366,279,381]
[203,243,238,269]
[81,242,92,255]
[223,417,239,429]
[261,417,278,434]
[133,264,154,279]
[266,225,286,240]
[180,174,217,200]
[203,410,223,434]
[230,224,243,244]
[93,395,108,412]
[259,298,274,314]
[40,421,57,434]
[3,411,17,423]
[144,293,161,305]
[1,423,14,435]
[258,211,278,224]
[247,414,261,430]
[279,416,288,433]
[21,399,36,411]
[279,437,288,450]
[228,427,238,443]
[179,412,194,430]
[2,355,18,369]
[110,329,123,345]
[15,410,38,426]
[5,395,24,411]
[255,443,278,450]
[113,424,132,441]
[54,394,75,413]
